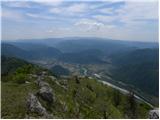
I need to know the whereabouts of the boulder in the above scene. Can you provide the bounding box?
[38,86,55,103]
[27,93,47,115]
[149,109,159,119]
[35,75,55,103]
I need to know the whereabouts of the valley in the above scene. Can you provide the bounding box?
[32,59,157,108]
[1,55,153,118]
[1,37,159,118]
[1,0,159,118]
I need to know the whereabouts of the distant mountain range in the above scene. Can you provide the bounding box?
[2,37,158,61]
[1,37,159,100]
[4,37,158,49]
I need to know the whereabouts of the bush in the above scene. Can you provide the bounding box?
[13,73,27,84]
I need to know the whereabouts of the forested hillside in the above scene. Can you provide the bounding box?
[1,56,152,119]
[111,48,159,98]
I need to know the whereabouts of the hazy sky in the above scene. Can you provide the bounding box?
[1,0,159,42]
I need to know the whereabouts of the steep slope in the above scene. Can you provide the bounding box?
[1,43,31,59]
[1,43,62,60]
[1,55,29,75]
[1,56,152,119]
[111,48,159,98]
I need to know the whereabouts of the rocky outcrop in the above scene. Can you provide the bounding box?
[36,75,55,103]
[26,72,57,118]
[27,93,51,118]
[149,108,159,119]
[38,86,54,103]
[37,80,49,88]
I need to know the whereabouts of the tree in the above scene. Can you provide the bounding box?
[13,73,27,84]
[113,90,121,107]
[74,76,80,84]
[126,91,137,118]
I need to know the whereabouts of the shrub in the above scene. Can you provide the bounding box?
[13,73,27,84]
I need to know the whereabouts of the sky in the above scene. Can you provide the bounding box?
[1,0,159,42]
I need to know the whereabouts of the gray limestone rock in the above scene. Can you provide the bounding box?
[26,93,53,118]
[27,93,47,115]
[149,108,159,119]
[38,86,55,103]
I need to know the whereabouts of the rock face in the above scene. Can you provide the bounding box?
[36,75,55,103]
[149,109,159,119]
[26,72,56,118]
[26,93,53,118]
[27,93,47,115]
[38,86,54,103]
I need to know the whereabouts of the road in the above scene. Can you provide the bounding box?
[97,79,154,108]
[81,68,154,108]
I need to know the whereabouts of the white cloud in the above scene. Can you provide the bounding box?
[1,8,24,21]
[49,8,62,14]
[99,7,115,14]
[94,1,158,27]
[49,3,88,16]
[26,13,54,20]
[5,1,31,8]
[75,19,104,31]
[117,1,158,23]
[67,3,88,13]
[2,0,158,42]
[93,15,117,23]
[33,0,63,6]
[102,0,156,2]
[26,13,40,18]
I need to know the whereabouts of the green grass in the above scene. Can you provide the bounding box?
[1,82,38,118]
[43,76,151,118]
[1,67,152,119]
